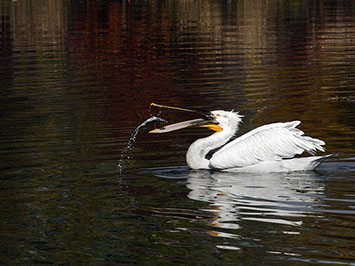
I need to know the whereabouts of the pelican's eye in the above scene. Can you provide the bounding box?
[215,113,221,117]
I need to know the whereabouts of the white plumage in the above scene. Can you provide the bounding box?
[150,104,331,173]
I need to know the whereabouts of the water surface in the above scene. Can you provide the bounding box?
[1,0,354,264]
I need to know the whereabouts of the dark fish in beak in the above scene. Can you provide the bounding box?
[149,103,222,133]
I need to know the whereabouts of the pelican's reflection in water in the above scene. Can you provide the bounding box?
[186,170,326,230]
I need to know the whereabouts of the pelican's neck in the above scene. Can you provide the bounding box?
[186,129,235,169]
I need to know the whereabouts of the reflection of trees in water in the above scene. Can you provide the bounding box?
[186,170,325,229]
[4,0,353,154]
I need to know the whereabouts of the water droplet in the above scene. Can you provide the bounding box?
[117,116,167,175]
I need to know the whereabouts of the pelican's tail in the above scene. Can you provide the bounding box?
[283,154,334,171]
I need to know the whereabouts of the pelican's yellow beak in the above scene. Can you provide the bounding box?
[149,103,223,133]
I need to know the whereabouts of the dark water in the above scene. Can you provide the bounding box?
[1,0,355,264]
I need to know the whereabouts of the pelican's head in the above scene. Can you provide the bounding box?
[210,110,243,132]
[149,103,242,134]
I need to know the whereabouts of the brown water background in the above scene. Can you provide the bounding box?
[1,0,354,264]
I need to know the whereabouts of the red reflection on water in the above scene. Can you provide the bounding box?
[66,1,197,130]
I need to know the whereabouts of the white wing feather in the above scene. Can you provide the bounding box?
[209,121,325,170]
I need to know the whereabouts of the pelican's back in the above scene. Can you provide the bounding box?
[209,121,326,171]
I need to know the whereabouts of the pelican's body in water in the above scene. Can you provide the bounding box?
[150,103,331,173]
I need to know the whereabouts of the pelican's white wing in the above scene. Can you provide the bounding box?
[209,121,325,170]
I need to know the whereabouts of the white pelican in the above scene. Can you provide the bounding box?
[149,103,332,173]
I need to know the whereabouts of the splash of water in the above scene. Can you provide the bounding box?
[117,116,167,174]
